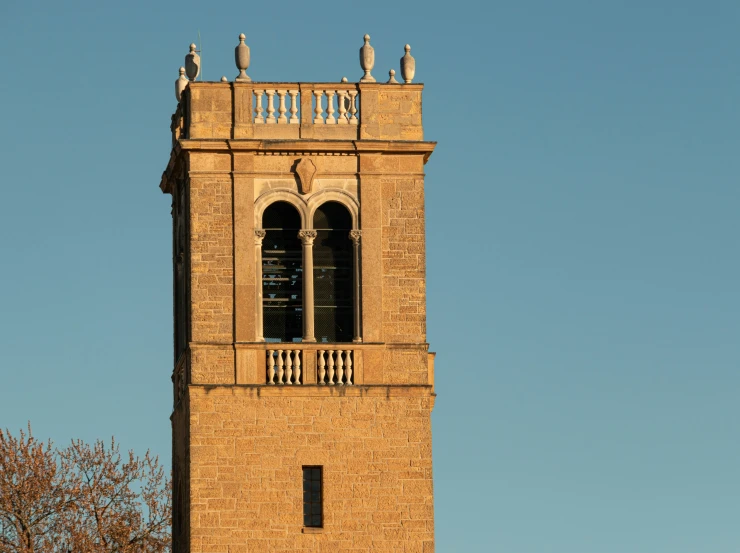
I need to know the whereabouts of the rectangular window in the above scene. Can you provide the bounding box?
[302,466,323,528]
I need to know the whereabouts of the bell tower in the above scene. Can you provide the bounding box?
[160,34,437,552]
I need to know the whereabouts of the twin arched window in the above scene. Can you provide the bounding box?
[261,200,355,343]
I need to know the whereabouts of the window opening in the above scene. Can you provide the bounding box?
[303,466,323,528]
[313,202,353,343]
[262,202,303,342]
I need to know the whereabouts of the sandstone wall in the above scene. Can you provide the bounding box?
[187,387,434,553]
[188,153,234,346]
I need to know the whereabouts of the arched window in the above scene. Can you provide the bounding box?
[313,202,353,342]
[262,202,303,342]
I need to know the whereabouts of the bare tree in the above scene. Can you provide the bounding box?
[0,427,170,553]
[0,426,76,553]
[63,439,171,553]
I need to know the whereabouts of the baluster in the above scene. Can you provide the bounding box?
[265,90,276,124]
[313,90,324,124]
[335,350,344,385]
[276,350,284,385]
[327,350,335,385]
[254,90,265,124]
[325,90,336,124]
[345,351,353,385]
[284,349,293,385]
[318,350,326,385]
[288,90,299,124]
[348,90,358,125]
[267,350,275,384]
[337,90,348,124]
[277,90,288,123]
[293,351,302,385]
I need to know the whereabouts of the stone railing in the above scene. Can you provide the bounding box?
[252,84,359,126]
[181,81,367,141]
[266,348,303,385]
[171,34,423,142]
[310,85,360,126]
[253,89,300,124]
[265,346,354,385]
[175,80,421,142]
[317,349,354,385]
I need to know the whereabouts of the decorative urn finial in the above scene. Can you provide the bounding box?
[175,67,188,101]
[359,34,376,82]
[387,69,399,84]
[235,33,251,82]
[400,44,415,83]
[185,43,200,81]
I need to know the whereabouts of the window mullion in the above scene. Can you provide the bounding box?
[298,230,317,343]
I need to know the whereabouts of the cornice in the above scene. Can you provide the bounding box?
[159,142,181,194]
[180,138,436,159]
[160,140,436,194]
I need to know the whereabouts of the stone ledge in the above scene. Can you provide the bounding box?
[178,138,436,157]
[190,384,434,398]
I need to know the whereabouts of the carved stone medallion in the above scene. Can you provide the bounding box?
[295,158,317,195]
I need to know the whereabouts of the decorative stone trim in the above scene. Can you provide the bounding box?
[255,152,353,156]
[254,229,267,341]
[350,230,362,342]
[298,231,318,342]
[295,158,317,195]
[298,230,317,246]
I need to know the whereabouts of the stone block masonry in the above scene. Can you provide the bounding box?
[187,388,434,552]
[161,33,437,553]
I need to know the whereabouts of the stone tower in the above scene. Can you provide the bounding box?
[160,35,437,552]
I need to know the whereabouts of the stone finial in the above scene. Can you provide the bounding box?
[359,34,376,82]
[386,69,399,84]
[341,77,348,83]
[185,43,200,81]
[221,76,228,82]
[235,33,251,82]
[400,44,415,83]
[175,67,188,101]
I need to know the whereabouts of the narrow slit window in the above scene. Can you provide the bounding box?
[302,466,323,528]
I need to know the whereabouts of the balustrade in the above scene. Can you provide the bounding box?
[251,86,359,126]
[317,349,354,385]
[254,88,301,125]
[266,349,303,385]
[311,87,359,125]
[170,33,426,142]
[264,347,355,385]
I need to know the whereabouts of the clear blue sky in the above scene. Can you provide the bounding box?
[1,1,738,551]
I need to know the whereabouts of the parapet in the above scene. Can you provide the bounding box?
[169,34,424,145]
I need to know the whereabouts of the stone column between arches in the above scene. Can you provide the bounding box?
[298,230,318,342]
